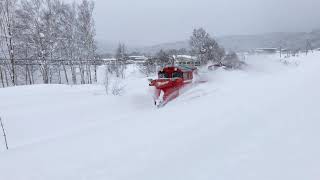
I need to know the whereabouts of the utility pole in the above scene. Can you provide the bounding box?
[0,117,8,150]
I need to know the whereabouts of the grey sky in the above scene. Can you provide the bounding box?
[91,0,320,46]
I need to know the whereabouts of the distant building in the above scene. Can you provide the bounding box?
[123,56,149,64]
[128,56,148,60]
[102,58,117,64]
[174,55,201,67]
[255,48,278,54]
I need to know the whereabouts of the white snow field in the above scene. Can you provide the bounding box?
[0,53,320,180]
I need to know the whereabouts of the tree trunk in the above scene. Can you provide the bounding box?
[29,65,34,84]
[94,65,97,83]
[40,64,49,84]
[71,64,77,84]
[0,66,5,88]
[8,26,16,85]
[63,64,69,85]
[25,65,28,85]
[4,67,9,87]
[27,65,33,85]
[86,64,92,84]
[58,66,62,84]
[79,64,85,84]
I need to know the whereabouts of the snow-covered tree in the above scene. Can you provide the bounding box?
[190,28,225,64]
[113,43,127,78]
[0,0,97,87]
[155,49,172,66]
[139,58,157,77]
[77,0,96,84]
[222,52,246,69]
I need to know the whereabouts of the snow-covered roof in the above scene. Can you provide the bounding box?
[129,56,146,58]
[103,58,116,61]
[129,56,148,60]
[174,55,198,61]
[162,65,196,72]
[176,55,196,59]
[255,48,278,53]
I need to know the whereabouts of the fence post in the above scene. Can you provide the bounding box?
[0,117,9,150]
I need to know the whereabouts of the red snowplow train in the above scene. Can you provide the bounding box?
[149,66,197,107]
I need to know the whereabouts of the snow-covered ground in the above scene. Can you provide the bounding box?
[0,53,320,180]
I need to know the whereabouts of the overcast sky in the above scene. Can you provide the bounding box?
[89,0,320,46]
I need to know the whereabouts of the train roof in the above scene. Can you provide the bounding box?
[162,65,197,73]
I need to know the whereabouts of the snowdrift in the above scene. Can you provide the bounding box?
[0,53,320,180]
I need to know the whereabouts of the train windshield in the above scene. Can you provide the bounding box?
[172,71,183,78]
[158,72,169,78]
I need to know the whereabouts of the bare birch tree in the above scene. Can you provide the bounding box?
[0,0,18,85]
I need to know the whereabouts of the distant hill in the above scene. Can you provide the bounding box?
[138,41,190,54]
[96,41,118,54]
[97,30,320,54]
[218,30,320,52]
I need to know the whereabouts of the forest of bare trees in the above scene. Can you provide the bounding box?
[0,0,97,87]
